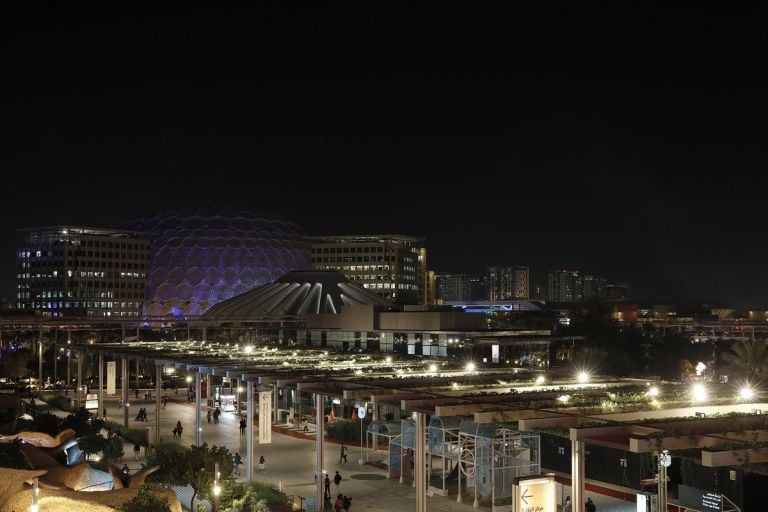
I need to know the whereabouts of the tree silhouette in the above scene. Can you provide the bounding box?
[721,339,768,380]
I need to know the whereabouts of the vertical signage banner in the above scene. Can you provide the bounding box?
[106,361,116,395]
[259,391,272,444]
[515,475,556,512]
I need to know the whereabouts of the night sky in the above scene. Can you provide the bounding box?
[1,6,767,309]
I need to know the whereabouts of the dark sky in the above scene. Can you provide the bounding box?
[1,6,767,309]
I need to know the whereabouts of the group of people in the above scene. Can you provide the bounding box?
[134,407,149,421]
[322,471,350,510]
[562,496,596,512]
[172,420,184,439]
[206,407,222,423]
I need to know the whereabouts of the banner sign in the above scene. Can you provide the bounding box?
[106,361,116,395]
[259,391,272,444]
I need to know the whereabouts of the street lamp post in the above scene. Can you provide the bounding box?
[358,405,366,465]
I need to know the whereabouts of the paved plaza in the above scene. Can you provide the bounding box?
[42,392,636,512]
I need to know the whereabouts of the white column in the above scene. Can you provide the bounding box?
[98,353,104,418]
[246,381,253,481]
[122,357,129,428]
[195,370,202,446]
[571,440,585,512]
[38,328,44,386]
[415,412,427,512]
[76,352,83,409]
[315,394,325,511]
[155,364,162,444]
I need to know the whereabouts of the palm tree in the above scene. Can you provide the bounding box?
[721,340,768,379]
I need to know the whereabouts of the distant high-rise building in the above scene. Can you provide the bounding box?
[532,281,547,301]
[488,266,529,300]
[547,269,582,302]
[468,276,487,301]
[309,235,427,305]
[425,270,436,305]
[16,226,149,317]
[435,274,469,301]
[605,281,632,301]
[582,274,607,300]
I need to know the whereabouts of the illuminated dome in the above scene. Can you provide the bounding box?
[204,270,395,320]
[124,208,310,317]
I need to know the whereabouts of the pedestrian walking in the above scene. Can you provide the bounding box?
[324,474,331,496]
[133,442,141,461]
[234,452,242,475]
[586,497,596,512]
[258,455,265,473]
[333,470,342,490]
[207,410,212,423]
[563,496,572,512]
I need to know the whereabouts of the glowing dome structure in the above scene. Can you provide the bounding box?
[124,209,310,317]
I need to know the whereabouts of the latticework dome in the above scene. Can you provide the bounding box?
[124,208,310,316]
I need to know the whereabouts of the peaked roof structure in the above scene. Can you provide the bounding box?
[203,270,396,320]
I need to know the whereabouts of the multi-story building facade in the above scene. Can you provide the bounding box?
[435,274,469,302]
[547,269,582,302]
[309,235,427,305]
[16,226,149,318]
[605,281,631,301]
[582,274,607,300]
[487,266,529,300]
[468,275,487,301]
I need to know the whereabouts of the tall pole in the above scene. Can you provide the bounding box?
[53,329,58,385]
[122,357,129,428]
[571,440,585,512]
[38,328,43,387]
[98,353,104,419]
[246,380,253,482]
[67,331,72,388]
[155,364,162,445]
[315,393,325,512]
[415,412,427,512]
[195,369,202,447]
[76,352,83,409]
[658,450,670,512]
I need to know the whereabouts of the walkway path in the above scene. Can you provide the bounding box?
[40,392,637,512]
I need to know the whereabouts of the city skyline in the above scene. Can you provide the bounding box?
[1,7,766,309]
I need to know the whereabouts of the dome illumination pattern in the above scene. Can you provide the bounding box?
[124,209,310,317]
[204,270,395,320]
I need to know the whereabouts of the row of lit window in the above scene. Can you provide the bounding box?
[312,246,385,254]
[23,301,142,309]
[344,265,391,271]
[363,283,417,290]
[312,256,388,263]
[348,275,392,281]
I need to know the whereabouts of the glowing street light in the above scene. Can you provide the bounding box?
[213,461,221,497]
[739,386,754,401]
[429,364,437,373]
[691,383,708,403]
[648,386,660,398]
[535,375,546,386]
[465,362,476,372]
[577,371,590,383]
